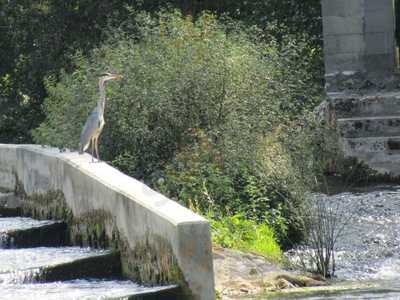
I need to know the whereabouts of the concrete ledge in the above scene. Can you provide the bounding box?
[2,222,68,248]
[0,144,215,300]
[337,116,400,138]
[0,192,22,217]
[39,251,122,282]
[331,92,400,118]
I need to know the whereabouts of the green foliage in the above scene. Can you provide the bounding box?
[156,129,236,212]
[0,0,141,143]
[0,0,323,144]
[0,0,349,254]
[156,126,313,247]
[138,0,322,42]
[210,214,283,262]
[139,0,324,86]
[33,11,324,247]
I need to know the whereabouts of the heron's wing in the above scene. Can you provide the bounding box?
[80,110,100,150]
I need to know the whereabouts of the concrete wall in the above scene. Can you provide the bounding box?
[0,144,215,300]
[322,0,396,76]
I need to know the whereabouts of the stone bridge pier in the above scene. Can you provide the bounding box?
[323,0,396,86]
[322,0,400,176]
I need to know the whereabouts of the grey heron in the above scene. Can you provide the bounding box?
[78,72,123,161]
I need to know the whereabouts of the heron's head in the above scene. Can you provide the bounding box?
[100,72,123,82]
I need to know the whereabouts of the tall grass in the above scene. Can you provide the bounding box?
[210,214,283,262]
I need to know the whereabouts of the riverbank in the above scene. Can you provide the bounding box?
[214,185,400,299]
[213,247,327,299]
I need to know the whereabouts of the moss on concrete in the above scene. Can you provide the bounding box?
[0,187,13,193]
[22,190,73,224]
[17,188,188,295]
[119,235,181,284]
[69,209,189,294]
[69,210,112,249]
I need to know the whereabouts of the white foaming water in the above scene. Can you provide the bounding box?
[282,187,400,299]
[0,247,108,275]
[0,268,42,284]
[373,258,400,280]
[0,218,178,299]
[0,217,58,232]
[0,246,178,299]
[0,279,177,300]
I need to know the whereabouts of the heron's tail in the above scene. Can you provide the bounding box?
[78,143,84,155]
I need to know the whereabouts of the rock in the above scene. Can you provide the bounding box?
[274,278,295,290]
[213,247,280,295]
[220,280,263,297]
[213,248,328,297]
[263,272,328,290]
[314,100,335,125]
[249,268,258,275]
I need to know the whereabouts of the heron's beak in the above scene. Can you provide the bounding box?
[113,74,123,80]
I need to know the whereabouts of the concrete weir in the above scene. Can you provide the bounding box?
[0,144,215,300]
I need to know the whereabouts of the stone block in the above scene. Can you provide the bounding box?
[322,0,397,76]
[323,16,363,35]
[324,34,364,55]
[365,32,395,55]
[365,11,395,33]
[322,0,363,17]
[331,92,400,118]
[365,0,394,13]
[365,53,396,73]
[337,116,400,138]
[324,53,364,74]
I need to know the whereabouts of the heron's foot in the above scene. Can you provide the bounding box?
[89,157,102,163]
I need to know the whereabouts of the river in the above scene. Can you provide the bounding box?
[276,185,400,299]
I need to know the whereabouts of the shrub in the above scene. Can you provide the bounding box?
[289,194,356,278]
[33,10,324,247]
[157,127,311,246]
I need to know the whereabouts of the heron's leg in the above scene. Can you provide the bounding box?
[91,139,95,162]
[94,136,99,160]
[95,136,101,162]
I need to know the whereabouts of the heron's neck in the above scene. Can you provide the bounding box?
[97,79,106,114]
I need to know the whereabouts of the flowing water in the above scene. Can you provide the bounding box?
[0,280,176,300]
[0,217,177,299]
[0,217,58,232]
[277,186,400,299]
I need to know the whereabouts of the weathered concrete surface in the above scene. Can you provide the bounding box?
[337,116,400,138]
[0,144,215,300]
[332,92,400,118]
